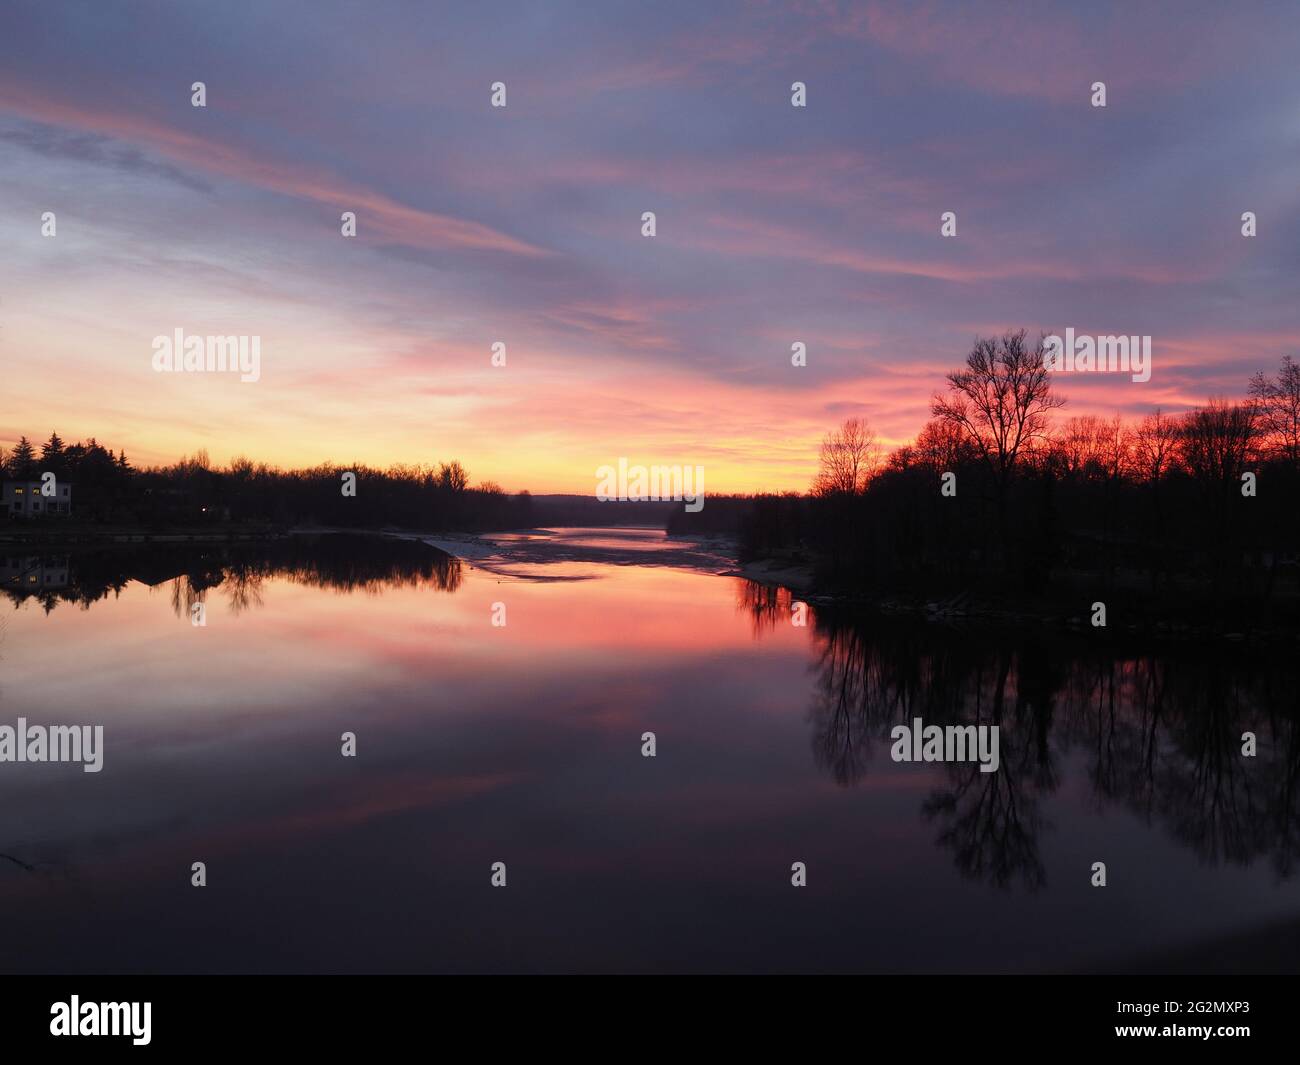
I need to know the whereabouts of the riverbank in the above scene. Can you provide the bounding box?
[0,523,289,547]
[723,558,818,592]
[735,550,1300,643]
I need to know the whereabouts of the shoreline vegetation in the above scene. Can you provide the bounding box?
[5,332,1300,638]
[678,333,1300,639]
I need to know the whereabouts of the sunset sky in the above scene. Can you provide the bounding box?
[2,1,1299,493]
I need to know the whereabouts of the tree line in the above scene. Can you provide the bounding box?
[0,434,534,532]
[672,332,1300,625]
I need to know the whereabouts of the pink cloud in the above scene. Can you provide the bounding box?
[0,83,550,258]
[839,0,1252,102]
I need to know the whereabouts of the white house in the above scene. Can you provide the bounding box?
[1,480,73,517]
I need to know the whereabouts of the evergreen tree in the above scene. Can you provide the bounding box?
[41,431,67,475]
[10,436,36,478]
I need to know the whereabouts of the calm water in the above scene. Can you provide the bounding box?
[2,529,1298,973]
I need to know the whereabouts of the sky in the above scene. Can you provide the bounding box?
[2,0,1299,494]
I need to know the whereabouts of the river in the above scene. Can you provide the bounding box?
[1,528,1297,972]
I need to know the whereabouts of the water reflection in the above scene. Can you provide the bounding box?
[3,536,1296,914]
[740,580,1300,889]
[3,533,1299,971]
[0,534,462,616]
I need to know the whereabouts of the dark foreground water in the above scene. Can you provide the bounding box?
[2,529,1298,973]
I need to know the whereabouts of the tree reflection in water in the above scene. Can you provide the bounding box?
[738,578,1300,890]
[0,534,463,618]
